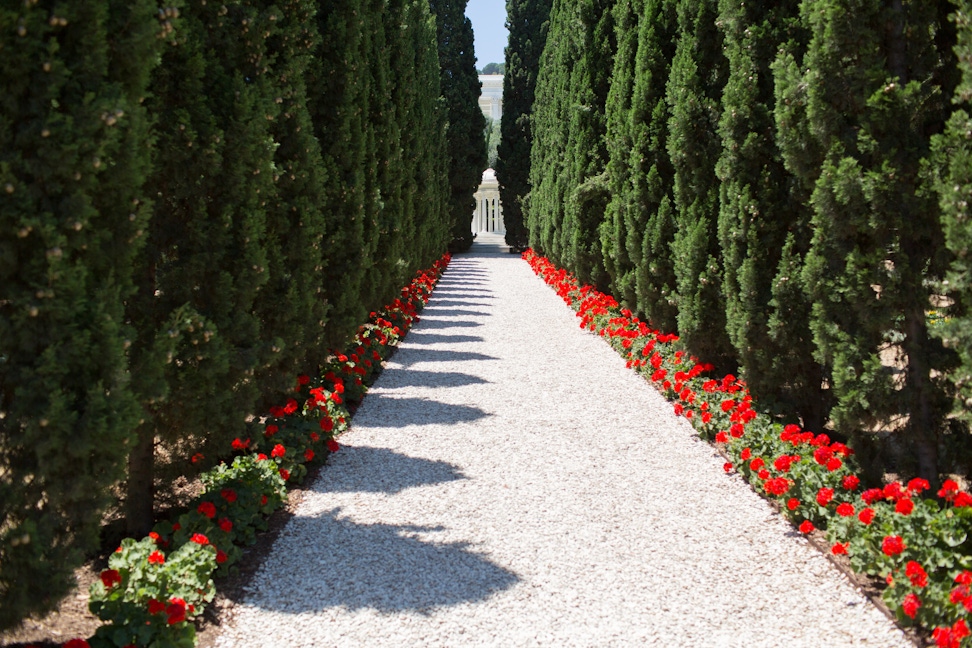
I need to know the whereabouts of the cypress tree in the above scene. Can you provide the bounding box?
[255,0,330,402]
[497,0,553,251]
[126,0,278,535]
[793,0,956,483]
[527,0,572,262]
[429,0,488,253]
[560,0,615,289]
[715,0,828,428]
[601,0,643,306]
[0,0,159,626]
[935,0,972,443]
[308,0,372,350]
[666,0,734,370]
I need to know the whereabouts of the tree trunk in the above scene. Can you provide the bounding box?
[125,428,155,537]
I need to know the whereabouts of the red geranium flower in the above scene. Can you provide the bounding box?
[218,518,233,533]
[799,520,814,534]
[216,549,227,564]
[320,417,334,432]
[715,431,728,443]
[939,479,960,501]
[148,598,166,614]
[825,456,842,471]
[787,498,800,511]
[955,492,972,507]
[831,542,848,555]
[858,508,875,525]
[265,424,279,437]
[906,561,928,588]
[902,593,921,619]
[723,462,733,473]
[816,488,834,507]
[190,533,209,546]
[327,439,340,453]
[63,640,91,648]
[882,535,905,556]
[279,468,290,481]
[166,598,187,625]
[907,477,930,494]
[197,501,216,519]
[221,488,237,503]
[740,448,752,461]
[842,474,860,491]
[836,502,854,517]
[100,569,121,589]
[896,498,914,516]
[304,448,315,462]
[271,444,286,459]
[148,550,165,565]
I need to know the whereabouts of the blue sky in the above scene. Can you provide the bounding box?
[465,0,508,69]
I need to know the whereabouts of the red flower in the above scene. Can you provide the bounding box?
[861,488,883,504]
[310,432,320,442]
[261,495,268,506]
[221,488,237,503]
[63,640,91,648]
[265,424,279,437]
[327,439,340,453]
[906,561,928,588]
[825,456,842,471]
[907,478,930,494]
[934,620,971,648]
[320,417,334,432]
[297,374,310,385]
[715,431,728,443]
[148,598,166,614]
[283,398,299,414]
[148,531,161,544]
[701,411,712,424]
[831,542,848,555]
[100,569,122,589]
[190,533,209,546]
[836,502,854,517]
[799,520,814,534]
[939,479,960,501]
[304,448,315,462]
[721,399,735,412]
[231,437,250,451]
[757,469,769,480]
[673,403,684,416]
[956,492,972,507]
[279,468,290,481]
[858,508,875,525]
[764,478,790,496]
[197,501,216,519]
[895,498,914,516]
[148,550,165,565]
[271,444,286,459]
[730,423,744,438]
[216,549,227,564]
[816,488,834,507]
[902,593,921,619]
[740,448,752,461]
[166,598,187,625]
[882,535,905,556]
[787,498,800,511]
[813,446,833,466]
[190,453,204,464]
[749,457,765,472]
[218,518,233,533]
[956,571,972,586]
[723,462,733,473]
[842,474,860,491]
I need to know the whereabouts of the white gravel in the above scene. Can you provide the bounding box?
[214,233,914,647]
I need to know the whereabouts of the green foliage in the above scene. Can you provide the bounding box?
[934,0,972,435]
[527,0,616,288]
[429,0,488,253]
[666,0,734,371]
[0,0,160,629]
[481,62,505,75]
[497,0,553,250]
[715,0,828,429]
[125,0,280,535]
[88,537,216,648]
[792,0,957,483]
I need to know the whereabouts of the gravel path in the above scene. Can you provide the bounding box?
[214,234,913,647]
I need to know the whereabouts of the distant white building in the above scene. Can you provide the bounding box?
[478,75,503,121]
[472,168,504,234]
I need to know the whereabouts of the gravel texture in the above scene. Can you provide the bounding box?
[214,234,914,647]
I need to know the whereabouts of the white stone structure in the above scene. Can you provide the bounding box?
[472,168,504,235]
[478,74,503,121]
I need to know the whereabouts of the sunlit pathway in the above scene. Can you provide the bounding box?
[214,233,912,647]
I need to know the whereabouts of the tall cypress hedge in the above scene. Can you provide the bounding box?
[429,0,488,253]
[715,0,828,428]
[666,0,734,371]
[125,0,279,535]
[782,0,956,483]
[0,0,159,626]
[497,0,553,251]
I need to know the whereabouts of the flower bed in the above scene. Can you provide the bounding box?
[524,248,972,647]
[63,254,451,648]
